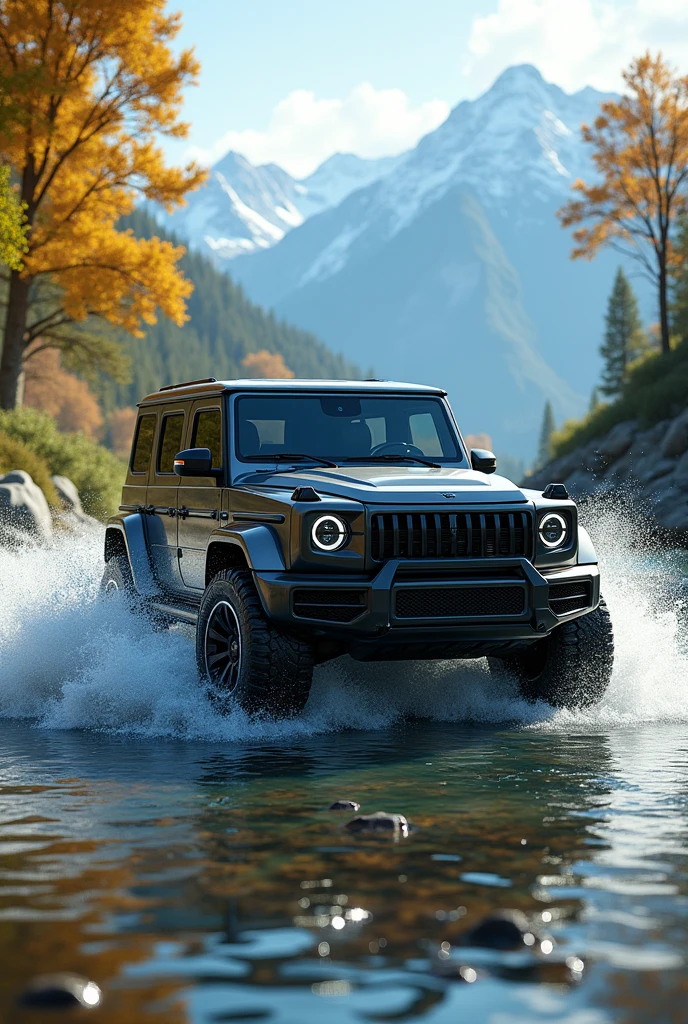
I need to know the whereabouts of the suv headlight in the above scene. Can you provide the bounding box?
[538,512,568,549]
[311,514,349,552]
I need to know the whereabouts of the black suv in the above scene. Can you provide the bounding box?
[103,378,614,717]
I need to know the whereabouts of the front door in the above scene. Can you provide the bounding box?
[147,403,188,589]
[177,401,224,590]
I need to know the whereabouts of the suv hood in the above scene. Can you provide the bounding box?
[238,465,528,505]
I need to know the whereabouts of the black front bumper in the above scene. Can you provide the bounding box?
[253,558,601,655]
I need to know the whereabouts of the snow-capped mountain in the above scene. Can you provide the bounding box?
[229,66,639,457]
[158,150,402,262]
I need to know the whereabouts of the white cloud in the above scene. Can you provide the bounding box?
[464,0,688,96]
[186,83,449,178]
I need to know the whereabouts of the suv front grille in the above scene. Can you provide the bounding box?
[371,510,532,561]
[548,580,593,617]
[395,586,525,619]
[293,588,367,623]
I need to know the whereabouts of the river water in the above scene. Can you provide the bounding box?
[1,510,688,1022]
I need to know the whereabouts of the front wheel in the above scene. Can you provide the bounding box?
[196,569,313,718]
[488,598,614,709]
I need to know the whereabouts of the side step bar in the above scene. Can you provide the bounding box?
[150,601,199,625]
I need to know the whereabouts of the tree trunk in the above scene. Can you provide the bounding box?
[659,257,671,357]
[0,270,30,409]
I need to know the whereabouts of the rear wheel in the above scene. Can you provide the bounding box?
[488,598,614,709]
[100,555,136,603]
[196,569,313,718]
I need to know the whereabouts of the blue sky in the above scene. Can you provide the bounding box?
[167,0,688,177]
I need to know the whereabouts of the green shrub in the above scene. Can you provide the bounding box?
[0,408,126,518]
[0,429,60,507]
[551,340,688,458]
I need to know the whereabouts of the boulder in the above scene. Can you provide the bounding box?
[345,811,409,837]
[328,800,360,812]
[597,421,637,461]
[461,910,542,951]
[661,410,688,458]
[631,454,677,486]
[673,450,688,482]
[51,474,83,513]
[0,470,52,543]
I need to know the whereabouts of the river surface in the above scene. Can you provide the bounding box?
[1,508,688,1022]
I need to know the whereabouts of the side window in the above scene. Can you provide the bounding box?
[192,408,222,468]
[157,413,185,474]
[131,414,156,474]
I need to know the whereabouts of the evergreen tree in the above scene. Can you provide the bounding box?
[600,268,644,397]
[537,401,556,468]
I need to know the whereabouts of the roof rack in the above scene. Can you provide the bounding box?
[159,377,218,391]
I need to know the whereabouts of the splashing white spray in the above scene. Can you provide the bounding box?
[0,510,686,739]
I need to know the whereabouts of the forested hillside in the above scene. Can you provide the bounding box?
[98,210,362,412]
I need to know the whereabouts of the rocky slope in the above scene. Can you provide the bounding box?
[524,411,688,535]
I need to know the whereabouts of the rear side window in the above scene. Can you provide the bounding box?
[157,413,185,474]
[192,409,222,468]
[131,414,156,474]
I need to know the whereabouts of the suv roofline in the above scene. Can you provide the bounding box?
[138,378,448,406]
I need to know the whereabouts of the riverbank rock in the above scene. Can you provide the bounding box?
[329,800,360,812]
[523,410,688,539]
[345,811,409,837]
[0,470,52,543]
[51,474,100,530]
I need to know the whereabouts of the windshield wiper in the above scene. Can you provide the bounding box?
[246,452,338,468]
[342,455,441,469]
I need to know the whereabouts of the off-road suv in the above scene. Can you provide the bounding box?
[103,378,614,717]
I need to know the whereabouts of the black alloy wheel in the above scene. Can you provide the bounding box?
[204,599,243,693]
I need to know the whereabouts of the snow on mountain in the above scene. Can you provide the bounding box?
[228,66,636,458]
[157,150,402,263]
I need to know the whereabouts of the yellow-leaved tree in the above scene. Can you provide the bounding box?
[0,0,206,409]
[558,52,688,356]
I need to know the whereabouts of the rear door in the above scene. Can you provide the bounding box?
[147,402,188,589]
[177,401,224,590]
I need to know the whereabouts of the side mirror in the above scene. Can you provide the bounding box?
[174,448,214,477]
[471,448,497,474]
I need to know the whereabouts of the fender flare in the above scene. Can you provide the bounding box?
[577,524,598,565]
[206,522,286,575]
[104,514,157,596]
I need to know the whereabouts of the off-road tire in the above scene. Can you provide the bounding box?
[100,555,136,604]
[488,598,614,709]
[196,568,313,718]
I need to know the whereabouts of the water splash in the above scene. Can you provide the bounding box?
[0,508,686,739]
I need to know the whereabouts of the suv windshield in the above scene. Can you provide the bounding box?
[235,394,463,463]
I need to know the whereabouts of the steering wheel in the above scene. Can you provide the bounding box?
[370,441,426,457]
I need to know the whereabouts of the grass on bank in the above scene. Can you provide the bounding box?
[551,338,688,458]
[0,407,126,518]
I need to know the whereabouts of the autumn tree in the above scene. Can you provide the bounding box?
[106,405,137,458]
[536,401,555,468]
[0,0,206,409]
[673,214,688,343]
[23,347,103,436]
[599,268,647,396]
[0,164,27,270]
[558,52,688,357]
[241,350,295,379]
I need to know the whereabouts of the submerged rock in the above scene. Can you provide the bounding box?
[18,973,102,1009]
[345,811,409,837]
[461,910,550,951]
[328,800,360,812]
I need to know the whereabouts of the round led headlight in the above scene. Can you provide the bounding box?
[539,512,568,549]
[311,514,349,552]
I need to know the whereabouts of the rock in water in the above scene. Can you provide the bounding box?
[462,910,545,951]
[345,811,409,837]
[51,474,83,513]
[18,973,102,1009]
[0,470,52,544]
[328,800,360,811]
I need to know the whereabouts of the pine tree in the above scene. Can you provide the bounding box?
[537,401,556,468]
[600,268,644,397]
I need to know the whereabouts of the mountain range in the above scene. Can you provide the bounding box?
[156,66,647,458]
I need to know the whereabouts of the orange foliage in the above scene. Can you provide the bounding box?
[242,350,295,379]
[0,0,207,408]
[464,433,493,451]
[558,52,688,355]
[107,406,138,459]
[24,349,103,437]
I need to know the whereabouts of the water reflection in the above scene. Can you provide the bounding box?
[0,722,686,1022]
